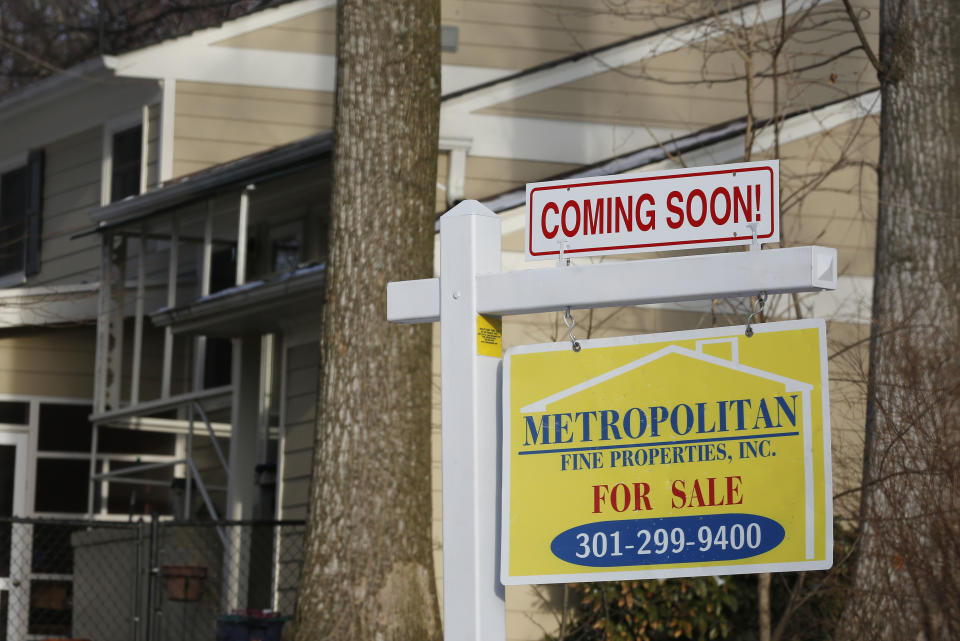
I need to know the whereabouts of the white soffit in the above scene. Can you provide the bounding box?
[106,0,516,94]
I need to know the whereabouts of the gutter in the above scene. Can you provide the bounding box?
[74,131,334,238]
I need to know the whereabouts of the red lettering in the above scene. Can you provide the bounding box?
[726,475,743,505]
[706,476,718,505]
[632,482,652,510]
[689,478,706,507]
[666,191,684,229]
[710,187,731,224]
[611,483,630,512]
[561,200,580,236]
[584,198,604,235]
[636,193,655,231]
[733,185,753,222]
[615,196,632,232]
[541,202,559,239]
[592,484,609,513]
[686,189,707,227]
[671,479,686,508]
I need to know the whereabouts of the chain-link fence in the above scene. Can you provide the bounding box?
[0,517,306,641]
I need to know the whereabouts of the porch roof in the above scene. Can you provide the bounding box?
[77,131,334,238]
[150,262,325,337]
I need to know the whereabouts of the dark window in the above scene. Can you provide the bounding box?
[272,238,300,273]
[0,166,27,277]
[0,151,43,279]
[0,401,28,425]
[106,461,172,516]
[98,426,176,455]
[0,445,15,577]
[31,524,79,574]
[0,591,8,641]
[205,337,233,388]
[28,579,71,636]
[210,245,237,293]
[37,404,92,453]
[110,125,142,202]
[34,459,89,513]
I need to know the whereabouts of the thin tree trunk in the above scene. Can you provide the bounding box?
[294,1,443,639]
[759,572,771,641]
[846,0,960,638]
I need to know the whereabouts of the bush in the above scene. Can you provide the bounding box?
[554,523,856,641]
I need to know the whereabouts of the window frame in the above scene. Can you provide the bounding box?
[100,111,147,206]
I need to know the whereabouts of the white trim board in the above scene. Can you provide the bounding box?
[443,0,832,117]
[440,111,690,165]
[114,46,514,96]
[490,91,880,217]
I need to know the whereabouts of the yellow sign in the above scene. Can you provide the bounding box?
[477,315,502,357]
[501,319,832,584]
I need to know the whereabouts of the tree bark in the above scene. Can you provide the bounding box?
[294,1,442,639]
[846,0,960,638]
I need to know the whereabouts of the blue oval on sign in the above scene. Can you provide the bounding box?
[551,514,785,567]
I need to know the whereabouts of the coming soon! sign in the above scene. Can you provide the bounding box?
[501,320,832,584]
[525,160,779,260]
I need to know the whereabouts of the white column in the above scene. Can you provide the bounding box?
[438,200,506,641]
[224,334,261,610]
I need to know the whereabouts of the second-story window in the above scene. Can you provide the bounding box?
[0,165,27,277]
[110,125,142,202]
[0,150,44,280]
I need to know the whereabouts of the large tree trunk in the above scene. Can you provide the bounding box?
[294,1,443,639]
[847,1,960,638]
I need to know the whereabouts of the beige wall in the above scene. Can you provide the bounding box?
[280,339,320,521]
[772,117,880,278]
[211,1,678,70]
[172,81,334,178]
[0,326,95,398]
[34,126,103,287]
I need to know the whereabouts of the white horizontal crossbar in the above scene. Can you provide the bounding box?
[387,246,836,323]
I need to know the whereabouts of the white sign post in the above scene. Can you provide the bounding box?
[388,188,836,640]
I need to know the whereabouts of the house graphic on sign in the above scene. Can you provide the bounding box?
[520,337,817,560]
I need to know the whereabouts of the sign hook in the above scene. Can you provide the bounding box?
[557,239,581,351]
[744,292,767,337]
[563,307,582,352]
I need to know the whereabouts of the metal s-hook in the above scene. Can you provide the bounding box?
[563,307,582,352]
[744,292,767,337]
[557,239,571,267]
[556,239,581,352]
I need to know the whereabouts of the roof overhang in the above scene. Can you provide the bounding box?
[77,131,334,237]
[0,57,120,123]
[150,263,325,337]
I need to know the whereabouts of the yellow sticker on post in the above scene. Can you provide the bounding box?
[501,319,832,585]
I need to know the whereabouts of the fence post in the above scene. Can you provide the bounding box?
[146,515,160,641]
[133,519,144,641]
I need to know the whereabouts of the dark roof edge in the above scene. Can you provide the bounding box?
[79,131,334,237]
[476,89,880,214]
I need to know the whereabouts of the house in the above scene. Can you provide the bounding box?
[0,0,878,638]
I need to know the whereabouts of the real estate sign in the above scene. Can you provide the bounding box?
[525,160,779,260]
[501,319,832,584]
